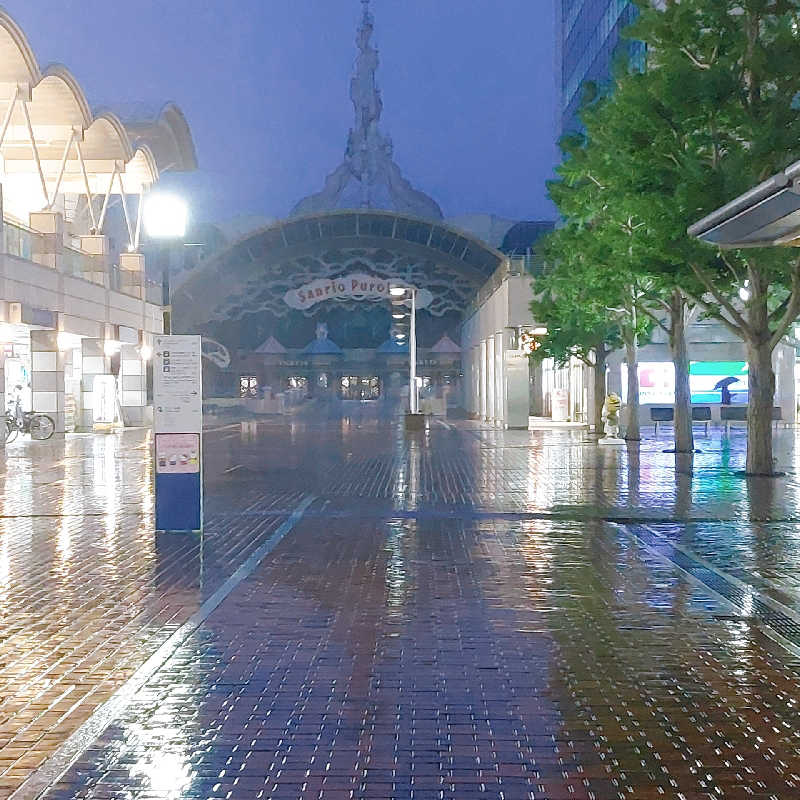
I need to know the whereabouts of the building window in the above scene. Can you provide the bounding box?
[240,376,258,398]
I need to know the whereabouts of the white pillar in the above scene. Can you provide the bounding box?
[479,339,487,419]
[79,234,110,283]
[0,350,6,444]
[486,337,495,422]
[774,343,796,424]
[119,252,145,299]
[80,338,111,430]
[30,330,65,434]
[409,289,417,413]
[28,211,63,270]
[472,346,480,416]
[494,332,504,426]
[120,343,146,426]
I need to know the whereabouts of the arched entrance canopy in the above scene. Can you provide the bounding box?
[174,210,508,331]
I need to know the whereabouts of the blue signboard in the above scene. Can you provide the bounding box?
[153,335,203,532]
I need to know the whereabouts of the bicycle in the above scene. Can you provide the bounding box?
[5,394,55,442]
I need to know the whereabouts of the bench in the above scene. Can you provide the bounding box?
[720,405,783,432]
[692,406,712,436]
[650,407,673,434]
[650,406,712,435]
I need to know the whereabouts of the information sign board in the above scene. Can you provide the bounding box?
[153,335,203,531]
[154,335,202,432]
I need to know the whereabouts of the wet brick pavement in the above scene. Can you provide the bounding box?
[4,409,800,798]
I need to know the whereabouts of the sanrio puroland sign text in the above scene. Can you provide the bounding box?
[284,273,432,310]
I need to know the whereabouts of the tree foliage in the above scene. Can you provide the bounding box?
[539,0,800,470]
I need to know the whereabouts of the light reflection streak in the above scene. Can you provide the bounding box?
[385,522,411,617]
[0,531,8,612]
[129,727,193,798]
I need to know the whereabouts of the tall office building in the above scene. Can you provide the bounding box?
[557,1,645,135]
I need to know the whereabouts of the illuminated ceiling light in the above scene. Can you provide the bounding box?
[392,313,405,319]
[390,286,407,297]
[57,332,81,351]
[143,193,188,239]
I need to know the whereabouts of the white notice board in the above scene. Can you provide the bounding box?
[154,335,203,433]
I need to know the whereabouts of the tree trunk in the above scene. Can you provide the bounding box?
[624,333,640,441]
[593,345,607,433]
[745,337,775,475]
[669,291,693,453]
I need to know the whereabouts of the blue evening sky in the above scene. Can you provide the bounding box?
[7,1,558,224]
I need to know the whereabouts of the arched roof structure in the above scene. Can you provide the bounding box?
[0,8,195,206]
[173,210,508,332]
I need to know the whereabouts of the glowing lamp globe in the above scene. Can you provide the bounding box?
[143,194,188,239]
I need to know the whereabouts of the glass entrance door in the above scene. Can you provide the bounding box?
[340,376,381,401]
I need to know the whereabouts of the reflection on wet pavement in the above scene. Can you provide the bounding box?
[2,412,800,797]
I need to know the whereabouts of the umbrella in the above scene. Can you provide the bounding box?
[713,376,740,390]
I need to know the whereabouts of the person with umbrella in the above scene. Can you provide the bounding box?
[715,376,740,405]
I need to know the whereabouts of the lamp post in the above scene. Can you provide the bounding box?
[391,285,422,427]
[409,286,418,414]
[143,193,188,334]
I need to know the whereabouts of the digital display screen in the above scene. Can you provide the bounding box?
[689,361,748,404]
[621,361,749,404]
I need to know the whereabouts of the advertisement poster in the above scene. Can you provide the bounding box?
[156,433,200,474]
[621,360,750,404]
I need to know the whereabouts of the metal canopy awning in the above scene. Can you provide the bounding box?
[0,10,196,209]
[688,161,800,247]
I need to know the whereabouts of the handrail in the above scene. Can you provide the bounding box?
[2,216,158,301]
[463,253,547,321]
[3,218,42,261]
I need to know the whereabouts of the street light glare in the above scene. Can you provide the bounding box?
[143,193,188,239]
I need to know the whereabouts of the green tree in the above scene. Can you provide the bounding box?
[567,62,710,454]
[531,230,622,432]
[628,0,800,474]
[536,217,651,440]
[548,0,800,471]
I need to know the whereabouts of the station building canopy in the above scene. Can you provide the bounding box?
[689,160,800,248]
[0,9,196,221]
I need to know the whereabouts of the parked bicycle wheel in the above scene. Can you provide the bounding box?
[4,418,17,443]
[29,414,55,440]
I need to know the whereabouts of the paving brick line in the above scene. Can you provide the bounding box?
[621,522,800,659]
[642,519,800,612]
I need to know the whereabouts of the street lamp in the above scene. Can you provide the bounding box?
[143,193,188,334]
[390,285,419,416]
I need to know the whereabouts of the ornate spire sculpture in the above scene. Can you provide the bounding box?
[291,0,443,220]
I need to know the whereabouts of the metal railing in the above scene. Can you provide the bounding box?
[62,243,101,282]
[463,254,548,321]
[145,278,162,305]
[4,219,41,261]
[2,217,160,303]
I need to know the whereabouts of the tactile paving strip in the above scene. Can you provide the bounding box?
[626,522,800,651]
